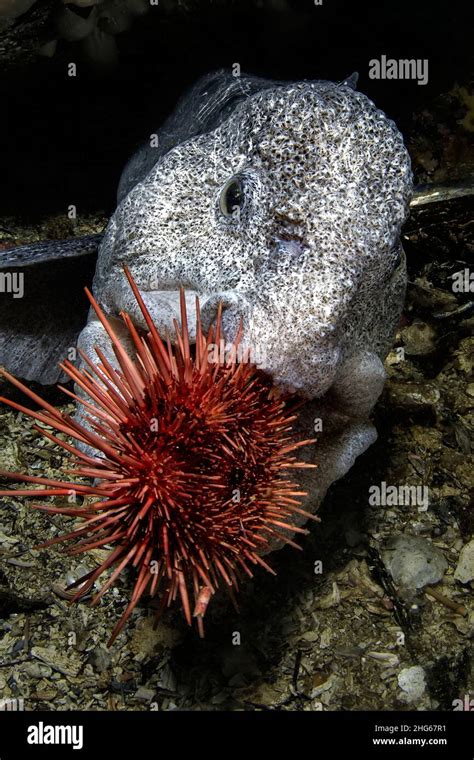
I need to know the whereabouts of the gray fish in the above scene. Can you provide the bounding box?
[0,69,414,534]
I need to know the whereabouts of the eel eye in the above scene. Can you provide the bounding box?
[219,176,244,219]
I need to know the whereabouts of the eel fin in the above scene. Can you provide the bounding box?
[340,72,359,90]
[0,246,97,385]
[0,233,103,269]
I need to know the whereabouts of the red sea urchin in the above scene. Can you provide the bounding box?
[0,268,316,644]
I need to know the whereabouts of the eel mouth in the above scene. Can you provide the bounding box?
[117,284,342,399]
[119,285,318,397]
[113,282,385,422]
[121,287,208,342]
[115,277,385,419]
[122,286,250,335]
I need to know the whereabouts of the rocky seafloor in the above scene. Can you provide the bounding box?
[0,85,472,712]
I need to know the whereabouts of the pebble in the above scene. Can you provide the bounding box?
[401,321,437,355]
[316,582,341,609]
[300,631,319,642]
[367,652,400,667]
[454,540,474,584]
[134,687,155,702]
[382,534,447,590]
[319,627,332,649]
[386,381,440,411]
[87,646,111,674]
[156,663,178,692]
[31,646,81,678]
[307,674,334,699]
[398,666,426,703]
[20,662,52,679]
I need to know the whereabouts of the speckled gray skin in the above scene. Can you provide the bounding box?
[76,70,413,541]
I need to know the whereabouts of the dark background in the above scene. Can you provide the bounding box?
[0,0,471,218]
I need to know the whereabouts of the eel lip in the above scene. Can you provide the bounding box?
[125,286,340,399]
[126,288,210,343]
[126,286,252,347]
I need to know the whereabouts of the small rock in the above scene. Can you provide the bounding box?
[401,321,437,355]
[454,540,474,584]
[319,627,332,649]
[304,672,334,699]
[367,652,400,667]
[245,680,288,707]
[31,646,81,678]
[398,666,426,703]
[300,631,319,642]
[410,278,457,312]
[87,646,111,674]
[0,530,19,549]
[315,582,341,609]
[134,686,155,702]
[382,535,447,590]
[155,663,177,693]
[386,380,440,411]
[210,691,230,706]
[19,662,52,679]
[386,348,405,366]
[450,611,474,636]
[454,337,474,375]
[11,639,26,655]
